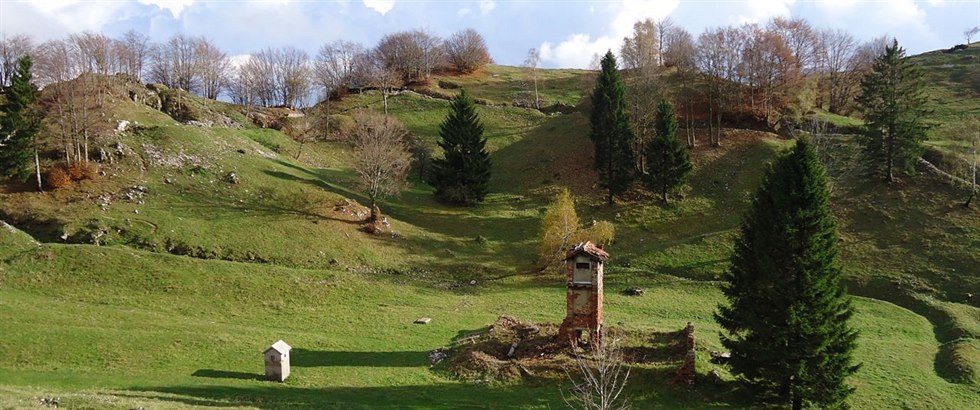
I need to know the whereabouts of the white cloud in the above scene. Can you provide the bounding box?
[540,33,619,70]
[138,0,197,18]
[478,0,495,15]
[458,8,471,16]
[737,0,796,24]
[362,0,394,15]
[539,0,680,68]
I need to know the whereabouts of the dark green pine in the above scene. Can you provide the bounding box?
[856,39,931,183]
[0,55,40,183]
[716,137,859,410]
[427,88,491,205]
[589,50,636,204]
[642,100,692,203]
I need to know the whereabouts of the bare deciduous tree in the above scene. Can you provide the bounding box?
[376,29,443,83]
[368,48,402,117]
[195,37,230,100]
[70,32,115,75]
[0,33,34,87]
[149,34,200,92]
[965,26,979,45]
[272,46,311,108]
[696,26,746,146]
[347,111,412,221]
[443,28,491,74]
[115,30,150,81]
[315,40,369,95]
[562,333,632,410]
[817,29,857,114]
[664,27,698,146]
[523,48,541,109]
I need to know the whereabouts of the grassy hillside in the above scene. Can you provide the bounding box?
[0,61,978,408]
[0,243,976,409]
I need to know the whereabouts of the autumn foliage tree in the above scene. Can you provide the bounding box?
[538,188,615,273]
[443,29,491,74]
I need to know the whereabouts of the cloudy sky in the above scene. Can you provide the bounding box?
[1,0,978,68]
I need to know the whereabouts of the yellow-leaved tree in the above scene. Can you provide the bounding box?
[537,188,615,273]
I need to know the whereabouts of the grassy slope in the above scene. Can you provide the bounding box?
[913,43,980,166]
[0,243,976,409]
[0,63,978,408]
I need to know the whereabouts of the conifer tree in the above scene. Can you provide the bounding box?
[0,55,41,190]
[856,39,930,183]
[716,137,859,410]
[428,88,491,205]
[590,50,636,204]
[642,100,692,203]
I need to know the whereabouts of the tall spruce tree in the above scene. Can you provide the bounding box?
[642,100,692,203]
[856,39,930,183]
[590,50,636,204]
[427,88,491,205]
[0,55,41,190]
[716,137,859,410]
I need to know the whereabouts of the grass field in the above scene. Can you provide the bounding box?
[1,60,978,408]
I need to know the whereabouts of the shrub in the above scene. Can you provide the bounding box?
[67,162,99,181]
[46,166,72,190]
[438,79,461,89]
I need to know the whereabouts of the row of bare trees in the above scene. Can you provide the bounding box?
[616,17,893,150]
[2,27,491,110]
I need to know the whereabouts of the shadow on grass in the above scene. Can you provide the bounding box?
[192,369,264,381]
[125,383,562,409]
[291,349,427,368]
[263,158,544,279]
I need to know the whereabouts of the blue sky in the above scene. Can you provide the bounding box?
[2,0,978,68]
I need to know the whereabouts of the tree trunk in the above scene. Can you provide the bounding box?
[34,149,42,192]
[533,73,540,109]
[294,140,305,160]
[382,90,389,119]
[966,142,977,208]
[83,129,89,163]
[886,126,895,183]
[662,184,668,203]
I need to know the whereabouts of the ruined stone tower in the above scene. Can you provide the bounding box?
[558,241,608,347]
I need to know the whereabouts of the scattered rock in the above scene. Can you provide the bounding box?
[710,351,731,364]
[223,171,240,184]
[623,287,645,296]
[428,349,448,365]
[120,186,149,204]
[116,120,130,133]
[415,317,432,324]
[164,177,174,184]
[474,235,487,244]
